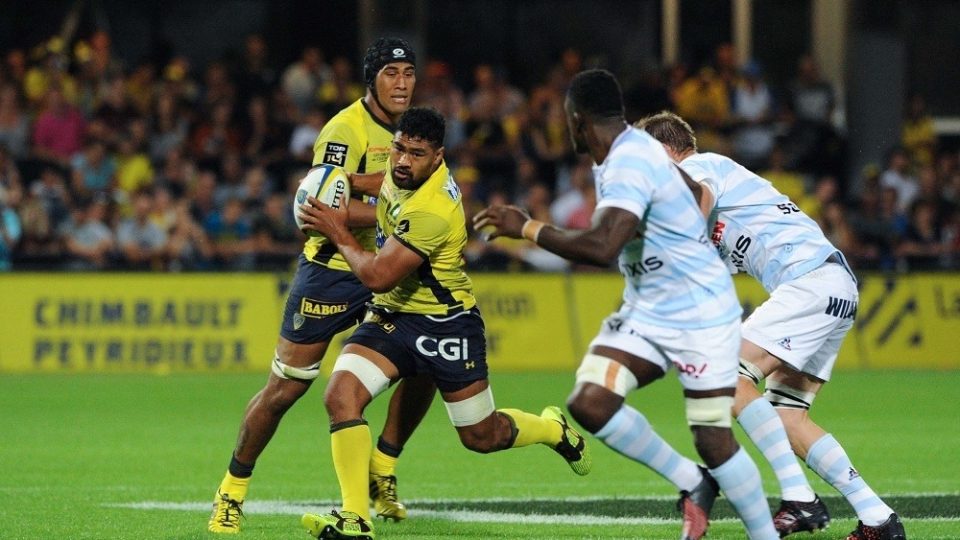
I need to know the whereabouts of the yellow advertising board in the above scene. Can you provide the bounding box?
[1,272,958,373]
[472,274,578,371]
[0,274,281,373]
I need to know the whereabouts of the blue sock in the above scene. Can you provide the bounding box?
[710,447,778,539]
[595,405,702,492]
[806,434,894,526]
[738,398,815,502]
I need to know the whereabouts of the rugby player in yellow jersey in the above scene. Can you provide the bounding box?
[296,107,591,540]
[208,38,436,534]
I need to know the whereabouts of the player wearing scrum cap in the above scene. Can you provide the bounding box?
[208,37,433,533]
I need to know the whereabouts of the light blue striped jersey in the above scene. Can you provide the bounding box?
[680,152,839,292]
[593,128,741,329]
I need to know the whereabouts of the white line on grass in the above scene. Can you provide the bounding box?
[108,499,960,525]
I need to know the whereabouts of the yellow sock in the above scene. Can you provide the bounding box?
[498,408,563,448]
[217,472,250,502]
[331,422,372,522]
[369,446,398,477]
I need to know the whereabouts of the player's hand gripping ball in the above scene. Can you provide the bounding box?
[293,165,351,237]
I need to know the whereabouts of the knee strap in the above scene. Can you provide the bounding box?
[444,386,496,427]
[575,354,638,398]
[272,352,321,382]
[738,358,766,386]
[764,379,816,410]
[331,353,391,399]
[685,395,733,428]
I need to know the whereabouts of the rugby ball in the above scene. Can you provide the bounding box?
[293,164,351,236]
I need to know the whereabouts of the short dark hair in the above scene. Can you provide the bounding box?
[363,37,416,88]
[397,107,445,148]
[635,111,698,154]
[567,69,624,120]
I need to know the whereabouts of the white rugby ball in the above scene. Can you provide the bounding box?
[293,165,351,236]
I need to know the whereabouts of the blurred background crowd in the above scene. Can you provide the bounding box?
[0,29,957,274]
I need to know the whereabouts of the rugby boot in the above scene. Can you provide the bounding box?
[846,513,906,540]
[207,489,244,533]
[678,466,720,540]
[541,405,592,476]
[773,495,831,537]
[302,510,375,540]
[369,473,407,521]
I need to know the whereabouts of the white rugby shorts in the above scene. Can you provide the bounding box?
[587,309,740,392]
[742,262,857,381]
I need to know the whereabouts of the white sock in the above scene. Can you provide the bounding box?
[710,447,779,540]
[738,398,815,502]
[595,405,702,492]
[806,434,894,526]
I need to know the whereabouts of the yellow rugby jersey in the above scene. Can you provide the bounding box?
[373,161,476,315]
[306,99,394,271]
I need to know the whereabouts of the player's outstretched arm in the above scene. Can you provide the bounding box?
[473,205,639,267]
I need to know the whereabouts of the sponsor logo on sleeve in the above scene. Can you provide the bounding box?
[322,142,348,167]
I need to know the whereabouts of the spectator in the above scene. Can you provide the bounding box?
[234,34,276,106]
[849,186,899,270]
[880,146,918,213]
[32,85,85,167]
[316,56,364,113]
[819,200,857,256]
[24,38,78,106]
[154,146,195,199]
[148,91,190,163]
[731,61,775,168]
[902,94,937,169]
[30,166,71,229]
[117,189,167,269]
[468,64,524,120]
[63,197,114,271]
[243,94,288,166]
[288,105,326,163]
[70,138,116,197]
[93,76,139,144]
[204,197,254,270]
[789,54,834,124]
[281,46,330,116]
[416,60,467,151]
[166,199,214,271]
[898,200,946,271]
[673,67,730,152]
[0,84,30,159]
[191,100,243,163]
[115,130,154,197]
[0,180,22,271]
[251,192,300,269]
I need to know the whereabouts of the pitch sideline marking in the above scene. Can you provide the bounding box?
[110,495,960,526]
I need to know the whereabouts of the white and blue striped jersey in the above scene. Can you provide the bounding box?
[593,128,742,329]
[679,152,839,292]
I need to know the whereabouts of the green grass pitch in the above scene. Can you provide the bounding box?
[2,370,958,539]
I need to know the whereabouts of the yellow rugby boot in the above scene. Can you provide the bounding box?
[369,473,407,521]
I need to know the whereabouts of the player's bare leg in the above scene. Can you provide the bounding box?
[370,373,436,521]
[209,337,329,534]
[769,367,902,538]
[442,379,590,474]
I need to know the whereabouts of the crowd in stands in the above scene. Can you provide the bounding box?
[1,32,958,274]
